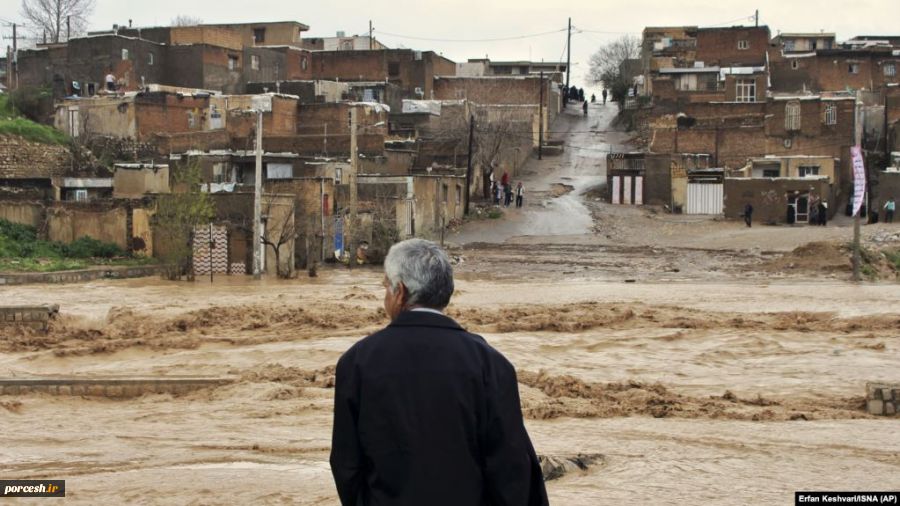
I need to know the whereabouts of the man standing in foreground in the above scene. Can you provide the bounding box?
[330,239,548,506]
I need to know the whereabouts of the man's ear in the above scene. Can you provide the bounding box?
[395,281,409,306]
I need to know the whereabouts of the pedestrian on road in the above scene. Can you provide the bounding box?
[602,89,608,104]
[591,94,596,103]
[516,182,524,208]
[494,183,502,206]
[504,183,513,207]
[743,203,753,227]
[885,197,896,223]
[330,239,549,506]
[818,201,828,226]
[583,100,588,116]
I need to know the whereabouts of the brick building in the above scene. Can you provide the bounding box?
[310,49,456,98]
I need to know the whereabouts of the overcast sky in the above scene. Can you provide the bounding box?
[2,0,896,92]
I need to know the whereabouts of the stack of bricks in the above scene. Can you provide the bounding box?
[866,382,900,416]
[0,305,59,330]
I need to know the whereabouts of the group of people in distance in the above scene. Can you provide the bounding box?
[490,170,524,209]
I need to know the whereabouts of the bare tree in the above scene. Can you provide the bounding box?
[587,35,640,101]
[259,195,295,279]
[171,15,203,27]
[21,0,96,44]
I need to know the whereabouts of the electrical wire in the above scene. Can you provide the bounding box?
[372,28,567,43]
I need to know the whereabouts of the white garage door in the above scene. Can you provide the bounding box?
[686,183,723,214]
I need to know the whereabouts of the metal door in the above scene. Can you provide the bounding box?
[686,183,724,214]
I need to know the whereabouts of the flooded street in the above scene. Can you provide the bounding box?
[2,103,899,505]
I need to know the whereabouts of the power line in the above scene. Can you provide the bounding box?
[372,28,567,43]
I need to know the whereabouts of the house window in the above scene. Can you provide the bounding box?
[735,78,756,102]
[121,48,129,60]
[885,63,897,77]
[228,55,239,71]
[442,184,449,203]
[388,62,400,77]
[763,169,780,178]
[791,59,799,70]
[785,101,801,131]
[212,163,225,183]
[253,28,266,44]
[799,166,820,177]
[456,185,462,205]
[824,103,837,125]
[848,63,860,74]
[783,40,795,51]
[72,189,88,202]
[251,55,260,70]
[147,52,154,65]
[737,40,750,50]
[301,56,308,70]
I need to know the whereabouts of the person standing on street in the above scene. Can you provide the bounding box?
[885,197,896,223]
[744,203,753,228]
[818,201,828,226]
[504,183,513,207]
[583,100,588,116]
[330,239,548,506]
[602,88,608,104]
[516,182,525,208]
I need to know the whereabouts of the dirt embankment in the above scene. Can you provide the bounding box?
[449,302,900,335]
[757,241,900,280]
[2,303,385,356]
[517,370,868,422]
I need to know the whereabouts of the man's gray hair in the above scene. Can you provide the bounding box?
[384,239,454,309]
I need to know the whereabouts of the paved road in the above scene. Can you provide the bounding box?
[451,101,630,244]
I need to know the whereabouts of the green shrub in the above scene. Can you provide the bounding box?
[0,117,68,145]
[64,236,124,259]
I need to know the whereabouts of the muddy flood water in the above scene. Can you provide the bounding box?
[2,269,899,505]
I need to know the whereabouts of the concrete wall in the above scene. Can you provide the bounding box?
[723,177,832,223]
[113,166,170,198]
[0,201,43,227]
[265,178,335,267]
[46,204,129,249]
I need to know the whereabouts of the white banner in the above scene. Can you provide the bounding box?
[851,146,866,217]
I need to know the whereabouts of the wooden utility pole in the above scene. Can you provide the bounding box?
[253,109,263,279]
[539,71,544,160]
[754,10,759,27]
[348,106,358,268]
[369,20,373,49]
[852,99,863,281]
[565,18,572,92]
[11,23,17,90]
[464,114,474,215]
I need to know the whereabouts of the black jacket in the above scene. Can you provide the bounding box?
[330,310,548,506]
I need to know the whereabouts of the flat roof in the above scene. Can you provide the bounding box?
[777,33,836,38]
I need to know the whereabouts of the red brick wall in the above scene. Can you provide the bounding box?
[135,94,216,141]
[695,27,770,67]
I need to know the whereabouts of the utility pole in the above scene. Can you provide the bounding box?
[369,20,373,49]
[12,24,17,90]
[465,114,474,215]
[348,106,358,268]
[67,16,71,41]
[253,109,263,279]
[754,10,759,27]
[885,93,890,163]
[852,98,864,281]
[539,71,544,160]
[323,123,328,157]
[565,18,572,92]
